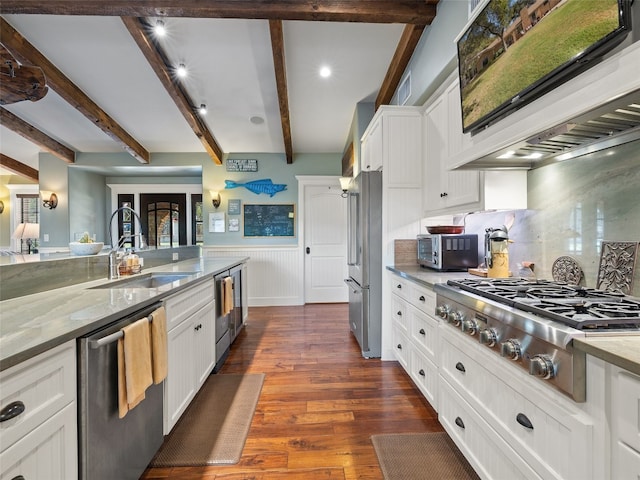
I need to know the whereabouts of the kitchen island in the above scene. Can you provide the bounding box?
[0,256,248,371]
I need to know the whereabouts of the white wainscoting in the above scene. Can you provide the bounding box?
[203,245,303,306]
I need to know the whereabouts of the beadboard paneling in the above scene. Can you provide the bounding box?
[204,246,302,306]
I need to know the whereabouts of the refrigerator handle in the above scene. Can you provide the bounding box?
[347,192,359,266]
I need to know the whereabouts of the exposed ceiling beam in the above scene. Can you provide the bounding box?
[269,20,293,164]
[0,17,150,164]
[121,16,223,165]
[375,24,426,109]
[0,153,39,182]
[0,1,438,24]
[0,107,75,164]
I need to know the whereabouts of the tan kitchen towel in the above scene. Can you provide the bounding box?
[223,276,234,316]
[150,307,168,384]
[117,317,153,418]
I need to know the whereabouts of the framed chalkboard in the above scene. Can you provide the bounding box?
[243,203,295,237]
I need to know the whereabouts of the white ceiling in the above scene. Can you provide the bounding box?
[0,14,406,175]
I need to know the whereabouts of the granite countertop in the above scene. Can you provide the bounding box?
[386,264,474,288]
[573,337,640,377]
[0,256,248,371]
[388,263,640,377]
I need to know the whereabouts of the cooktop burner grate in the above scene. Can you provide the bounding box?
[447,278,640,330]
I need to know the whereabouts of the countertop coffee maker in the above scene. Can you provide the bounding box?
[485,226,509,278]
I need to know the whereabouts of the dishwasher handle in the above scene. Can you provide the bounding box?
[86,303,162,349]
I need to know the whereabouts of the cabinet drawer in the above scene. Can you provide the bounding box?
[410,348,438,410]
[0,341,75,452]
[612,368,640,452]
[0,402,77,480]
[440,328,593,480]
[391,295,409,332]
[410,307,439,361]
[612,441,640,479]
[389,275,411,302]
[408,283,435,314]
[164,277,214,331]
[439,378,539,480]
[392,325,410,371]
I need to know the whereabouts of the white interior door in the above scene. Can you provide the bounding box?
[304,184,348,303]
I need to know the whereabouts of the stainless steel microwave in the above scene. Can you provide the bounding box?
[417,234,478,271]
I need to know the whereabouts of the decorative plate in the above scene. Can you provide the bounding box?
[597,241,639,295]
[551,256,584,285]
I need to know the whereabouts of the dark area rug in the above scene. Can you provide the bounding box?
[372,432,480,480]
[150,373,264,466]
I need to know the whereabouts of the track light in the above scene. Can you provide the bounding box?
[176,63,187,78]
[198,104,207,115]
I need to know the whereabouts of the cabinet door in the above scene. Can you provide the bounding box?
[165,319,196,434]
[193,303,216,388]
[384,113,422,188]
[423,95,446,212]
[363,116,383,172]
[0,403,77,480]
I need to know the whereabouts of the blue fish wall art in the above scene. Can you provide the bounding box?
[224,179,287,197]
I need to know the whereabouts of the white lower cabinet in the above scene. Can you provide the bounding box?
[389,272,439,410]
[609,365,640,478]
[164,278,216,434]
[0,340,77,480]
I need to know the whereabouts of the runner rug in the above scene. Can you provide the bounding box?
[150,373,264,466]
[371,432,480,480]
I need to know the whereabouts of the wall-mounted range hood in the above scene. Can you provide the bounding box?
[456,89,640,170]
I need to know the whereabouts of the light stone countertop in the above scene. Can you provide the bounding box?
[0,256,248,371]
[387,264,640,377]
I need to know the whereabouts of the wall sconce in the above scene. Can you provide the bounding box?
[0,200,4,214]
[41,191,58,209]
[339,177,351,198]
[210,191,221,208]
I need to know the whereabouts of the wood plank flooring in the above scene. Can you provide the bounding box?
[141,304,444,479]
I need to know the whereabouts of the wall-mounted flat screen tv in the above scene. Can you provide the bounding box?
[457,0,631,135]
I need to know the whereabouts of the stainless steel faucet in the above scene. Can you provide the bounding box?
[107,206,147,279]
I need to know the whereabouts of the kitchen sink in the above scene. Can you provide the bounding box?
[90,272,196,289]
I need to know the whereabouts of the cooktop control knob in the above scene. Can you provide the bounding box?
[529,354,556,379]
[448,310,464,327]
[436,305,450,319]
[479,328,498,347]
[462,319,478,336]
[500,339,522,361]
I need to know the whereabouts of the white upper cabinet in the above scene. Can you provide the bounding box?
[361,106,423,188]
[423,72,526,217]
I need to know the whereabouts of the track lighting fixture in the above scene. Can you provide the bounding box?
[153,20,166,37]
[198,104,207,115]
[176,63,187,78]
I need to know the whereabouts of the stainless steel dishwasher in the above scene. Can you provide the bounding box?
[77,302,164,480]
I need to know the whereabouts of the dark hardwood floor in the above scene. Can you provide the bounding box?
[141,303,444,479]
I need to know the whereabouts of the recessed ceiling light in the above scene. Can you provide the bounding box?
[319,66,331,78]
[250,116,264,125]
[153,20,166,37]
[176,63,187,78]
[198,104,207,115]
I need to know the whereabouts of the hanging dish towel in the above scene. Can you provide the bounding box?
[223,276,234,316]
[150,306,168,384]
[117,317,153,418]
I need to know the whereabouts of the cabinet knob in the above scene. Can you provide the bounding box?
[455,362,466,373]
[419,328,425,335]
[440,192,448,198]
[419,295,425,302]
[396,284,402,289]
[418,369,425,377]
[0,401,25,422]
[397,344,402,350]
[397,311,402,316]
[454,417,465,429]
[516,413,534,430]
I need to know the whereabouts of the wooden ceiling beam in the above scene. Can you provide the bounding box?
[269,20,293,164]
[0,1,438,24]
[121,16,223,165]
[0,107,75,164]
[375,24,426,109]
[0,153,39,182]
[0,17,150,164]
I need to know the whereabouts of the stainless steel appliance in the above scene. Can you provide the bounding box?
[344,171,382,358]
[435,278,640,402]
[417,234,478,271]
[77,302,164,480]
[229,265,243,342]
[213,271,232,372]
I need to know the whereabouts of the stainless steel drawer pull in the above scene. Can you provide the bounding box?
[516,413,534,430]
[455,362,466,373]
[89,313,156,348]
[0,401,26,422]
[454,417,465,429]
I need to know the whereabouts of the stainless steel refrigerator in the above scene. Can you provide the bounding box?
[344,170,382,358]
